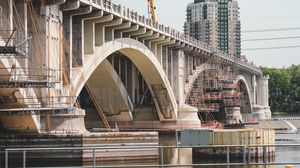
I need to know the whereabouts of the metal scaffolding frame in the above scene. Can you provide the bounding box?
[186,54,242,123]
[0,67,58,88]
[0,29,31,58]
[0,96,76,114]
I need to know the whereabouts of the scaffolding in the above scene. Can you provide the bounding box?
[0,96,76,113]
[0,28,31,58]
[186,55,242,123]
[0,67,57,88]
[0,28,58,88]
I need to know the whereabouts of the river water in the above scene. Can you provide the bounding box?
[274,131,300,168]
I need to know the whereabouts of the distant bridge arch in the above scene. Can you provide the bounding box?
[185,63,212,101]
[234,75,253,114]
[72,38,178,121]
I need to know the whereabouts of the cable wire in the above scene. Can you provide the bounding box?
[242,45,300,51]
[243,27,300,33]
[242,36,300,42]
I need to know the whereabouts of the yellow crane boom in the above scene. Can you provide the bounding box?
[148,0,157,23]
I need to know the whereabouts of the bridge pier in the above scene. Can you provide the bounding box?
[254,76,272,120]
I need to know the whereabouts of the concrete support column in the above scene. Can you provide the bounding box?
[124,59,128,89]
[103,18,123,42]
[193,55,197,70]
[84,15,112,49]
[256,76,272,119]
[197,56,201,66]
[143,33,159,49]
[94,15,114,46]
[71,15,89,66]
[61,6,92,68]
[82,10,103,54]
[126,61,132,100]
[189,55,193,75]
[185,54,189,81]
[168,49,174,88]
[173,49,185,107]
[163,47,168,78]
[131,65,139,105]
[252,75,257,105]
[83,19,95,54]
[156,44,163,63]
[149,35,165,61]
[62,14,72,75]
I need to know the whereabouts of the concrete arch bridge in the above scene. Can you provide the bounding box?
[0,0,270,134]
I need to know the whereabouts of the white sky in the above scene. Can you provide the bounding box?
[112,0,300,68]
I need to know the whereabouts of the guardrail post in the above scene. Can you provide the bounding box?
[160,147,164,168]
[5,150,8,168]
[23,150,26,168]
[93,149,96,168]
[175,131,178,147]
[243,145,246,164]
[226,147,230,168]
[263,146,267,168]
[248,146,251,164]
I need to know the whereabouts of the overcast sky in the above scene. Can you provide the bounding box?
[112,0,300,68]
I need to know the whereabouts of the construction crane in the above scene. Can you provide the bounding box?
[147,0,157,23]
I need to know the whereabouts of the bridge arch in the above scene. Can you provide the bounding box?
[185,63,212,101]
[234,75,253,114]
[72,38,178,121]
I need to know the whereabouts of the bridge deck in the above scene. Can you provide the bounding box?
[76,0,262,75]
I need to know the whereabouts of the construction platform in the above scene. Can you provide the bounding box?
[0,80,56,88]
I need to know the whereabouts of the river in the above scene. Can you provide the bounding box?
[274,131,300,168]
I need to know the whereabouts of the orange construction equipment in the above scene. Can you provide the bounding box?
[147,0,157,22]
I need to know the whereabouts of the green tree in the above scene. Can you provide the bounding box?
[262,65,300,113]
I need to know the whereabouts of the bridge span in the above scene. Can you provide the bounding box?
[0,0,271,134]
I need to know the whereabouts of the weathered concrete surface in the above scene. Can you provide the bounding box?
[0,0,270,134]
[73,38,178,121]
[83,132,159,163]
[0,108,86,134]
[87,59,133,122]
[0,131,159,167]
[159,132,192,166]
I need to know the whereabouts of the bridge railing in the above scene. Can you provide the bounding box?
[87,0,261,74]
[3,144,300,168]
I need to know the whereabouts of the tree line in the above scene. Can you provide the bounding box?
[261,65,300,114]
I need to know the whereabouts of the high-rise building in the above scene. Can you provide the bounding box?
[184,0,241,58]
